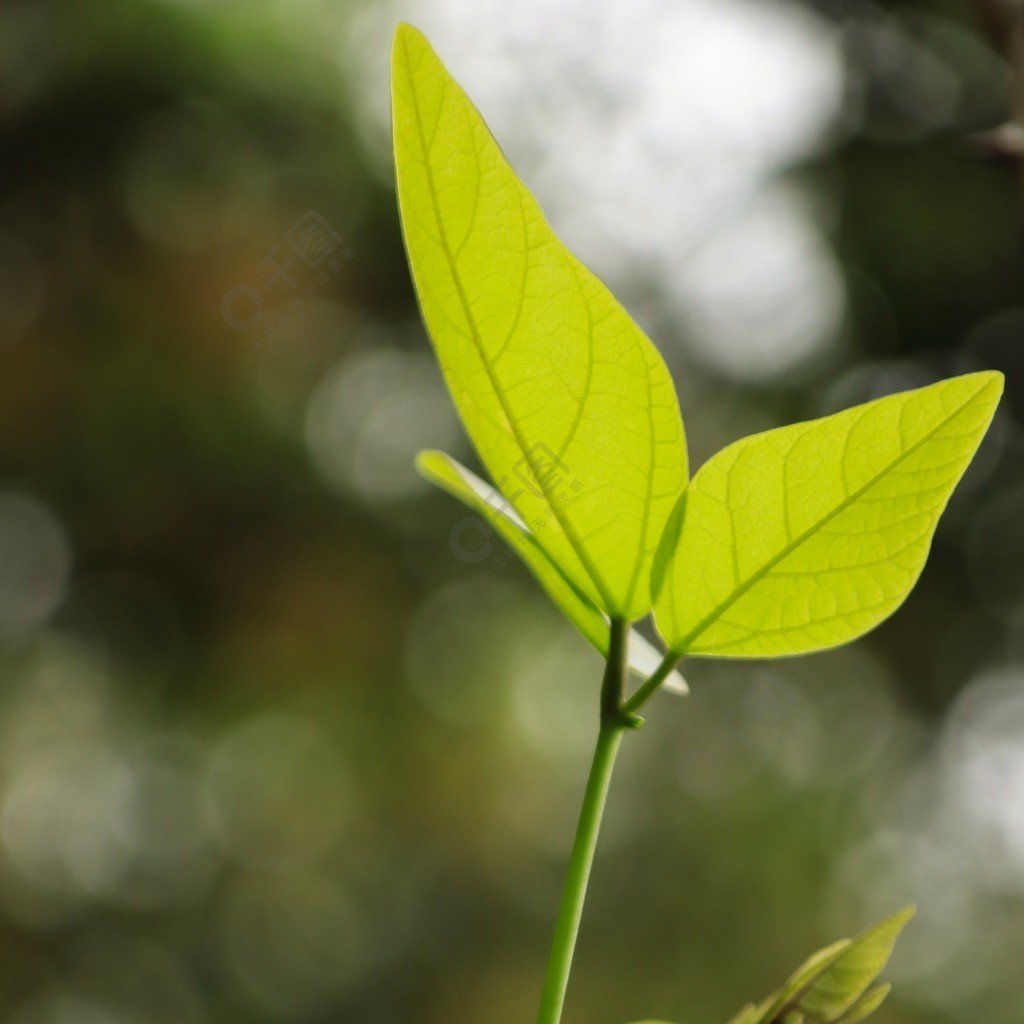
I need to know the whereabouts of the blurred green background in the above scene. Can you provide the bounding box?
[1,0,1024,1022]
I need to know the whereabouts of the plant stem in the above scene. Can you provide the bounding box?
[536,619,631,1024]
[622,649,682,717]
[535,722,624,1024]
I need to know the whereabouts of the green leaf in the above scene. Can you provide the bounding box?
[836,984,891,1024]
[733,907,913,1024]
[653,372,1003,657]
[761,939,852,1020]
[796,907,913,1022]
[723,1007,761,1024]
[417,450,687,695]
[640,911,909,1024]
[392,23,687,620]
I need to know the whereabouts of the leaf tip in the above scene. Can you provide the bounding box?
[985,369,1005,404]
[415,450,456,493]
[413,448,441,476]
[392,21,424,51]
[891,903,916,927]
[391,22,434,82]
[858,903,915,946]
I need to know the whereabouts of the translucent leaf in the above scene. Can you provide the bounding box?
[796,908,913,1021]
[653,372,1002,657]
[765,939,851,1018]
[836,984,891,1024]
[723,1006,761,1024]
[417,450,687,695]
[731,907,913,1024]
[393,23,687,620]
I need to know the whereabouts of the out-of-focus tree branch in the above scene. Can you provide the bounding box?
[972,0,1024,175]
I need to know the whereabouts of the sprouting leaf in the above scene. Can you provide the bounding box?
[626,910,909,1024]
[417,450,687,694]
[392,23,687,621]
[723,1007,761,1024]
[836,984,891,1024]
[794,907,912,1022]
[653,372,1003,658]
[764,939,852,1018]
[727,907,913,1024]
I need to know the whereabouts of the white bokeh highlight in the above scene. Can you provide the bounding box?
[347,0,849,380]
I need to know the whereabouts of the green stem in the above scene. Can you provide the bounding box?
[622,649,682,717]
[536,619,632,1024]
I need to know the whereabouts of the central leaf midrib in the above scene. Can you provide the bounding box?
[625,369,660,612]
[673,391,985,654]
[401,39,619,613]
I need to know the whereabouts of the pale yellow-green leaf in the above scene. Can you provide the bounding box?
[797,908,913,1022]
[836,984,891,1024]
[393,23,686,620]
[653,372,1002,657]
[416,450,687,694]
[759,939,852,1021]
[723,1005,761,1024]
[727,908,912,1024]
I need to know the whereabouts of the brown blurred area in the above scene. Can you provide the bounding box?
[1,1,1023,1023]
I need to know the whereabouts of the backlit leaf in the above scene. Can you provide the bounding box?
[836,984,891,1024]
[761,939,852,1021]
[417,450,687,694]
[723,1006,761,1024]
[393,23,687,620]
[653,372,1002,657]
[729,908,912,1024]
[797,908,912,1022]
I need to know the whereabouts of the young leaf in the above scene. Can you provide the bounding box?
[760,939,852,1020]
[392,24,687,621]
[417,450,688,694]
[727,907,912,1024]
[653,372,1002,657]
[836,984,891,1024]
[796,907,912,1022]
[723,1007,761,1024]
